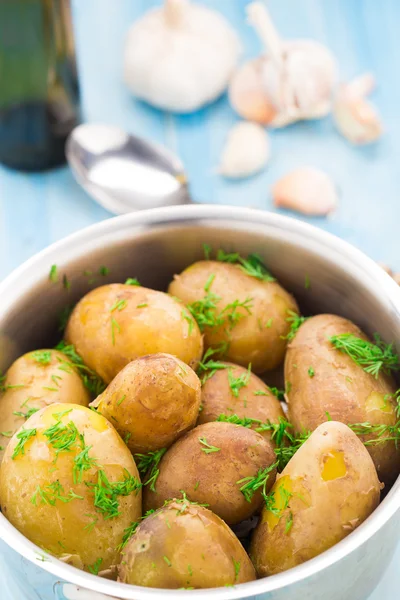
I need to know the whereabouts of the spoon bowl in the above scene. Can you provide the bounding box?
[66,123,192,214]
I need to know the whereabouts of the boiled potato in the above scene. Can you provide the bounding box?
[91,353,201,454]
[285,314,400,486]
[0,349,90,462]
[198,361,285,444]
[118,500,256,588]
[0,403,142,573]
[65,284,203,383]
[168,260,298,373]
[143,421,277,525]
[250,421,381,576]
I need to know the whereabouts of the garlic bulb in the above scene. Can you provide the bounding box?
[123,0,241,113]
[219,121,270,178]
[272,167,338,216]
[333,73,383,145]
[229,2,337,127]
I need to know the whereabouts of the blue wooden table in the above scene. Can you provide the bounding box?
[1,1,400,598]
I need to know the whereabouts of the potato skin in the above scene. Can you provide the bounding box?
[0,350,90,462]
[91,353,201,454]
[118,501,256,588]
[285,314,400,486]
[168,261,298,373]
[198,361,285,441]
[0,404,142,572]
[143,422,277,525]
[65,284,203,383]
[250,421,381,576]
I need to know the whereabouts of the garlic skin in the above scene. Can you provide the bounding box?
[123,0,241,113]
[272,167,338,216]
[219,121,270,179]
[261,39,337,121]
[229,2,337,127]
[333,73,383,145]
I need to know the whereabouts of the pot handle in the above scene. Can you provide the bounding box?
[55,583,121,600]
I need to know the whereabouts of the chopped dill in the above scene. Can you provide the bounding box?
[284,311,308,341]
[110,299,127,312]
[12,428,37,459]
[31,350,52,365]
[330,333,399,378]
[49,265,58,283]
[13,407,39,419]
[196,345,229,384]
[87,469,142,519]
[111,318,121,345]
[88,557,103,575]
[134,448,167,492]
[228,364,251,397]
[237,463,277,502]
[125,278,140,286]
[55,341,106,397]
[198,437,220,454]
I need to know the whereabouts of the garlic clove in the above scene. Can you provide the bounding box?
[272,167,338,216]
[229,59,277,125]
[124,0,241,113]
[229,3,337,126]
[219,121,270,179]
[333,73,383,145]
[392,273,400,286]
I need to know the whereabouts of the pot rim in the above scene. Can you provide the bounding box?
[1,204,400,599]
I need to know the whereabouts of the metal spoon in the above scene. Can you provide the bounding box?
[66,123,192,215]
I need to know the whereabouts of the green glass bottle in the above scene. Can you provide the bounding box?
[0,0,80,171]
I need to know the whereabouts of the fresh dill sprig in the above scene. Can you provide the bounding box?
[330,333,400,378]
[187,272,253,333]
[117,509,156,551]
[203,244,212,260]
[237,463,277,502]
[220,297,253,331]
[13,407,39,419]
[134,448,167,492]
[73,436,98,484]
[88,557,103,575]
[196,345,229,384]
[31,350,52,365]
[125,278,141,286]
[198,437,220,454]
[284,311,308,341]
[55,341,106,397]
[87,469,142,519]
[181,308,195,336]
[172,491,209,514]
[110,299,127,312]
[238,254,275,283]
[348,420,400,446]
[49,265,58,283]
[216,413,309,471]
[264,485,294,517]
[228,365,251,397]
[12,428,37,459]
[43,420,79,460]
[110,317,121,345]
[216,250,275,282]
[187,290,224,332]
[31,481,83,506]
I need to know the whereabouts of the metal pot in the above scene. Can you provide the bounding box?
[0,205,399,600]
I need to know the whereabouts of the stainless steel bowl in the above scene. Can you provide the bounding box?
[1,205,400,600]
